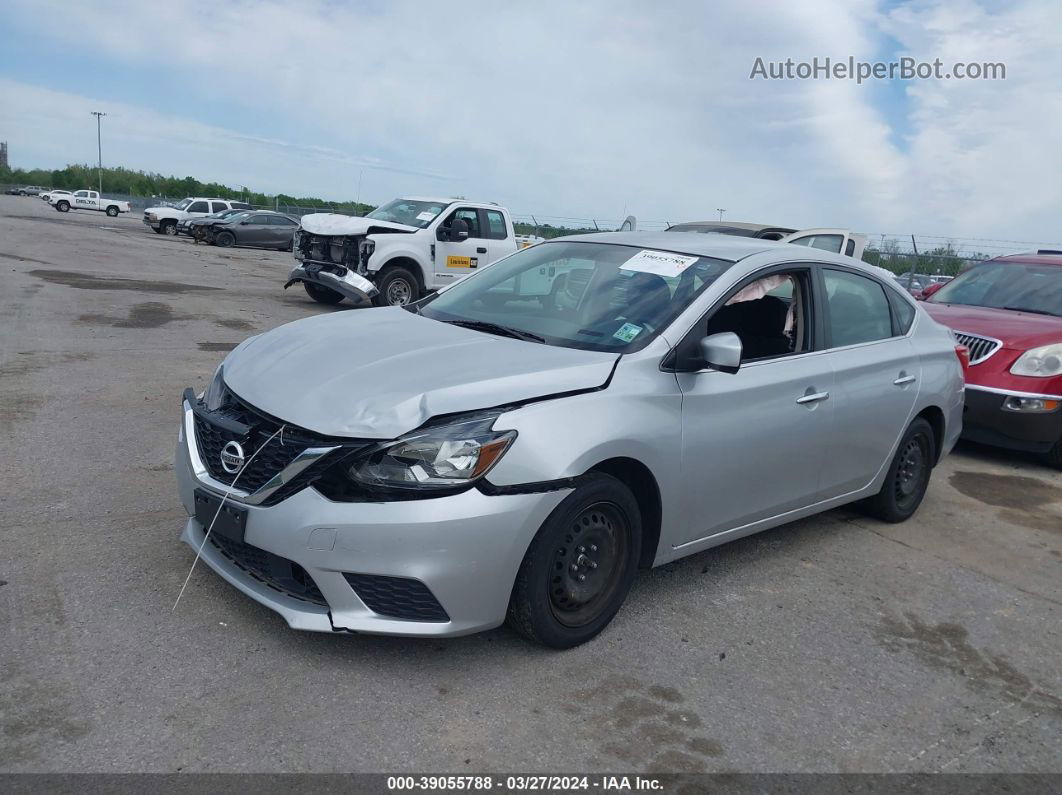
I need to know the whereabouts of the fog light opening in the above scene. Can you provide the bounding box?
[1002,396,1059,413]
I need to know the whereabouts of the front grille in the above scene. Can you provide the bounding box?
[954,331,1002,365]
[208,532,326,606]
[192,388,344,504]
[343,573,449,622]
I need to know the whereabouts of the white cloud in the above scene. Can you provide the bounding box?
[1,0,1060,245]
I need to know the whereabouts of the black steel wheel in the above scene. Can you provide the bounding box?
[508,472,641,648]
[862,417,935,522]
[214,230,236,248]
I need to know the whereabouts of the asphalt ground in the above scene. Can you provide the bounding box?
[0,194,1059,773]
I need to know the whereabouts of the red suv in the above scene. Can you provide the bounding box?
[921,252,1062,467]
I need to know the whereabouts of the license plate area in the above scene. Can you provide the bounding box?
[193,489,248,543]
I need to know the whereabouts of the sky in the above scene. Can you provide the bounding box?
[1,0,1060,250]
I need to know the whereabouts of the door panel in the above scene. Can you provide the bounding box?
[819,339,919,496]
[817,267,920,496]
[434,207,486,289]
[676,355,834,543]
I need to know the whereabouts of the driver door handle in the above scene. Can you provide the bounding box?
[476,247,487,254]
[796,391,830,405]
[893,374,917,386]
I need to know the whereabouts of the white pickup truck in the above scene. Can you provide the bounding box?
[142,197,253,235]
[50,190,132,217]
[286,197,520,306]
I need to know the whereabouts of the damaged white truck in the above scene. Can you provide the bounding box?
[286,197,519,307]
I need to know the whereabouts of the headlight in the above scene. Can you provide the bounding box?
[203,365,226,410]
[1010,343,1062,377]
[349,413,516,491]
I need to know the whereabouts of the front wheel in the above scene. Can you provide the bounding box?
[373,267,419,307]
[161,220,177,236]
[303,281,344,305]
[861,417,935,522]
[214,230,235,248]
[106,205,119,217]
[56,200,70,212]
[507,473,641,648]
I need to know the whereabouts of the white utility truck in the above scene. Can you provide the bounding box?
[287,197,521,307]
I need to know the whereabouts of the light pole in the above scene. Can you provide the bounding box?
[716,208,726,221]
[91,111,106,194]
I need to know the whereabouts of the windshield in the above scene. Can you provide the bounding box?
[173,198,193,210]
[418,241,733,352]
[366,198,449,228]
[929,260,1062,317]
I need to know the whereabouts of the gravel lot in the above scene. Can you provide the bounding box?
[1,194,1059,774]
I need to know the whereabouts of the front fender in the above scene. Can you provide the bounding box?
[367,239,431,281]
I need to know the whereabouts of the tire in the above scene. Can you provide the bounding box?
[56,200,70,212]
[303,281,344,305]
[214,230,235,248]
[106,205,119,217]
[861,417,935,523]
[161,219,177,236]
[1044,437,1062,470]
[507,472,642,648]
[373,267,419,307]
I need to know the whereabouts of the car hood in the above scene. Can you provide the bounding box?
[922,302,1062,349]
[222,308,619,439]
[299,213,419,236]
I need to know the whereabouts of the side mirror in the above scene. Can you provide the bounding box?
[438,218,470,242]
[699,332,742,374]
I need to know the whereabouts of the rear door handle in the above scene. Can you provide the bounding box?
[893,375,916,386]
[476,247,488,254]
[796,391,830,405]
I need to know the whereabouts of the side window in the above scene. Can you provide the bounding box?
[275,216,297,226]
[187,201,209,213]
[485,210,508,240]
[231,202,251,210]
[845,238,856,257]
[889,290,916,334]
[823,269,894,347]
[248,215,269,224]
[790,234,844,253]
[74,190,89,198]
[704,270,810,362]
[211,202,227,213]
[444,208,482,238]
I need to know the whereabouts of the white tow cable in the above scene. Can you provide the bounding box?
[172,422,288,612]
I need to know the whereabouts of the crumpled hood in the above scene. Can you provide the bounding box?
[222,308,619,439]
[299,213,418,236]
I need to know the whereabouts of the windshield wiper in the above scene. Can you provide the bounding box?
[443,319,545,343]
[1003,306,1059,317]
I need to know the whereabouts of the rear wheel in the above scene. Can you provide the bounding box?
[507,473,641,648]
[106,205,119,217]
[861,417,935,522]
[56,200,70,212]
[373,267,419,307]
[161,219,177,236]
[214,230,236,248]
[303,281,344,305]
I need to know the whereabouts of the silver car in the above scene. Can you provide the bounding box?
[175,232,964,647]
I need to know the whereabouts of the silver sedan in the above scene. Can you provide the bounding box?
[175,232,964,647]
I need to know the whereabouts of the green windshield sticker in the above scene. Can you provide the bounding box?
[613,322,642,343]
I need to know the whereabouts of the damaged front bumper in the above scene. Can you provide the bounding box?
[174,411,568,636]
[285,262,379,305]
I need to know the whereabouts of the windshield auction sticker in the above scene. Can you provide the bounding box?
[613,322,642,343]
[620,250,698,278]
[416,211,436,222]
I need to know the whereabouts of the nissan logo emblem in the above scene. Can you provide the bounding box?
[220,440,246,474]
